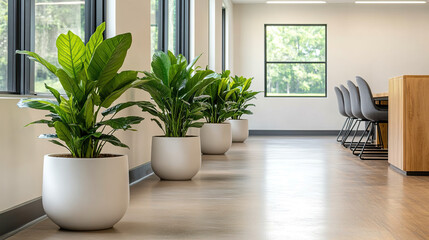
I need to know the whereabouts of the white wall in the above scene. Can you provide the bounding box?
[234,4,429,130]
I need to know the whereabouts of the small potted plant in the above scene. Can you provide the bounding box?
[137,51,219,180]
[200,70,237,154]
[228,75,259,142]
[17,23,146,230]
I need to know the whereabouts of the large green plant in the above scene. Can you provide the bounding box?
[17,23,147,158]
[137,51,219,137]
[202,70,237,123]
[228,75,259,120]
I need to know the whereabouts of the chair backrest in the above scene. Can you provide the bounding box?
[334,87,348,117]
[347,80,365,119]
[339,85,354,118]
[355,76,378,120]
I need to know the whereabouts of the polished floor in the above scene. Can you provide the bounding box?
[9,136,429,240]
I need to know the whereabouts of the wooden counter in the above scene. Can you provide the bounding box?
[389,75,429,174]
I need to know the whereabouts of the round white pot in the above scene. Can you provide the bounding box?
[151,136,201,180]
[229,119,249,143]
[200,123,232,155]
[43,154,129,231]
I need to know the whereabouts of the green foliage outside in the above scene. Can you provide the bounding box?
[0,0,7,91]
[137,51,219,137]
[266,25,326,97]
[17,23,148,158]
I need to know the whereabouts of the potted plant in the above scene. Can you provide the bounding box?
[228,75,259,142]
[17,23,146,230]
[200,70,237,154]
[137,51,219,180]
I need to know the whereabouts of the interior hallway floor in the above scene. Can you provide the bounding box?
[8,136,429,240]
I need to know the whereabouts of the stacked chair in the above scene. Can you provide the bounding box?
[334,77,388,160]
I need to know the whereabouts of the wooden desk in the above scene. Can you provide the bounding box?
[389,75,429,174]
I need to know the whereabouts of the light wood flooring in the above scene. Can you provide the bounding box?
[8,136,429,240]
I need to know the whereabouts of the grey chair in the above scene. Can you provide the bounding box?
[334,87,351,142]
[347,81,379,153]
[339,85,358,147]
[355,76,388,160]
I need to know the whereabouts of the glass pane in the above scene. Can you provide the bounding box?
[34,0,85,93]
[151,0,159,57]
[168,0,176,54]
[0,0,7,91]
[266,25,326,62]
[266,63,326,97]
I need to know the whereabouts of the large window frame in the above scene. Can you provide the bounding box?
[152,0,190,60]
[0,0,104,95]
[264,24,328,98]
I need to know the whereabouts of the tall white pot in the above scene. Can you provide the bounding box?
[229,119,249,143]
[43,154,129,231]
[151,136,201,180]
[200,123,232,155]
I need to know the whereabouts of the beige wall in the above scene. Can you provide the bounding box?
[234,4,429,130]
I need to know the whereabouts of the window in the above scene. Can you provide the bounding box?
[0,0,7,91]
[0,0,103,95]
[150,0,189,59]
[265,24,327,97]
[34,0,86,93]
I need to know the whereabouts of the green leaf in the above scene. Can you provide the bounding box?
[49,140,69,150]
[56,68,83,99]
[98,116,144,130]
[100,79,147,108]
[151,51,171,86]
[16,50,58,74]
[87,33,132,85]
[188,122,204,128]
[25,119,53,127]
[56,31,86,79]
[102,101,152,116]
[17,99,58,112]
[151,118,164,132]
[97,134,129,148]
[54,121,72,145]
[85,22,105,69]
[99,71,138,100]
[44,83,61,104]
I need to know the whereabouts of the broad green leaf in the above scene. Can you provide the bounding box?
[99,71,138,100]
[16,50,57,74]
[56,31,86,79]
[49,140,69,150]
[87,33,132,85]
[98,116,144,130]
[151,51,171,86]
[100,79,147,108]
[17,99,58,112]
[56,69,83,99]
[102,101,152,116]
[85,22,105,69]
[54,121,72,145]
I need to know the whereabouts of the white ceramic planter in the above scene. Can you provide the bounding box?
[229,119,249,143]
[200,123,232,155]
[151,136,201,180]
[43,154,129,231]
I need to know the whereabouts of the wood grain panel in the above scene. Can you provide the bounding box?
[388,76,404,170]
[403,76,429,171]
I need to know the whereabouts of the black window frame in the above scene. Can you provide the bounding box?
[221,7,226,72]
[152,0,190,60]
[264,24,328,98]
[0,0,104,96]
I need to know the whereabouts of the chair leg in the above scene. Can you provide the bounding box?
[359,121,388,160]
[352,121,372,155]
[337,118,350,142]
[348,120,362,149]
[342,119,357,147]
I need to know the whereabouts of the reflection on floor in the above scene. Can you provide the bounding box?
[9,136,429,240]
